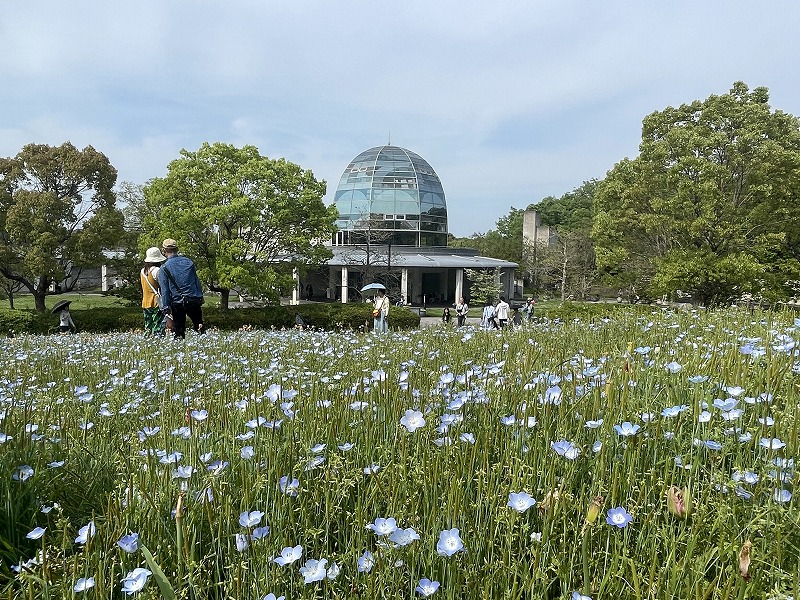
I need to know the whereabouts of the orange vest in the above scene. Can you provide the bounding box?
[140,267,161,308]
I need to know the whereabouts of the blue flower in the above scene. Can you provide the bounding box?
[274,545,303,566]
[760,438,786,450]
[389,527,420,547]
[73,577,95,593]
[551,439,581,460]
[121,568,151,595]
[357,550,374,573]
[400,409,426,432]
[239,510,265,528]
[613,422,640,437]
[436,528,464,556]
[75,520,96,545]
[117,533,139,553]
[299,558,328,583]
[416,578,440,596]
[279,476,300,496]
[366,517,397,536]
[606,506,633,528]
[26,526,46,540]
[507,492,537,513]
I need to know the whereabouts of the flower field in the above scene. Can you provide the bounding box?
[1,308,799,599]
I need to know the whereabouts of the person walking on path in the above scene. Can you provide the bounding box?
[441,307,452,324]
[496,296,510,328]
[140,247,167,336]
[455,297,469,327]
[158,239,205,339]
[373,288,390,334]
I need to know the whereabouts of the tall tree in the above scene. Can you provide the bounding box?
[593,82,800,305]
[143,143,337,309]
[0,142,123,311]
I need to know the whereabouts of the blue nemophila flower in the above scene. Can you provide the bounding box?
[613,422,640,437]
[121,568,151,595]
[117,533,139,553]
[239,510,265,528]
[507,492,537,513]
[363,463,381,474]
[416,578,440,597]
[235,533,249,552]
[760,438,786,450]
[305,455,325,470]
[773,489,792,503]
[500,415,516,426]
[279,476,300,496]
[75,521,96,544]
[400,409,426,432]
[240,446,255,459]
[251,526,270,540]
[338,442,355,451]
[310,443,326,453]
[592,440,603,453]
[759,416,775,426]
[661,405,689,418]
[436,528,464,556]
[698,411,712,423]
[606,507,633,528]
[262,594,285,600]
[327,561,341,579]
[172,465,194,479]
[733,470,759,485]
[159,451,182,464]
[357,550,374,573]
[687,375,708,384]
[190,409,208,421]
[572,592,592,600]
[551,440,580,460]
[12,465,34,482]
[389,527,420,546]
[274,545,303,566]
[0,433,13,443]
[665,361,682,373]
[584,419,603,429]
[726,386,745,397]
[713,398,738,412]
[73,577,95,593]
[366,517,397,535]
[26,526,46,540]
[542,385,562,405]
[299,558,328,583]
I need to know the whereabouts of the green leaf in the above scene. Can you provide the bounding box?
[140,544,176,600]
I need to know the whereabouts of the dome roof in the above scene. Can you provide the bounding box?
[333,145,448,247]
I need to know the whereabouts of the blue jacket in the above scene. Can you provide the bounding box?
[158,255,204,308]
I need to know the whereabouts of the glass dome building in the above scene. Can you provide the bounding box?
[333,145,448,247]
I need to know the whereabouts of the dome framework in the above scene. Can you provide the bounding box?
[333,145,448,247]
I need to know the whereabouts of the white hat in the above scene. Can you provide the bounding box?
[144,247,167,263]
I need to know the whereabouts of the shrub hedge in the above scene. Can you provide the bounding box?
[0,303,421,335]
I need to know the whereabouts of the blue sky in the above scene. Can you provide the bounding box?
[2,1,799,236]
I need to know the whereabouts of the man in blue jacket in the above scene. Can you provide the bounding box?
[158,238,205,339]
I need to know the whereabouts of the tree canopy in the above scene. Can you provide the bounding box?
[0,142,123,311]
[593,82,800,305]
[142,142,337,309]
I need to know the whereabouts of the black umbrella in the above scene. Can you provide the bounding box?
[51,300,72,314]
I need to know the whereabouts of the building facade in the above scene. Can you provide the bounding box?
[300,145,517,305]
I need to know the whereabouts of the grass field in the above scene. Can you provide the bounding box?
[1,307,798,599]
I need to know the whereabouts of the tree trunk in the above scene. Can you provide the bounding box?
[219,288,230,310]
[7,291,14,310]
[34,276,50,312]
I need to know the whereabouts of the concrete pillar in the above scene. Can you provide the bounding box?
[455,268,464,303]
[341,267,349,303]
[401,268,408,304]
[101,264,110,292]
[291,267,300,305]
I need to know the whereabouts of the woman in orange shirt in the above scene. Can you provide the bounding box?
[140,247,167,335]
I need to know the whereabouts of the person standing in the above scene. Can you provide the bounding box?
[455,296,469,327]
[373,288,390,334]
[481,299,497,331]
[521,297,536,321]
[140,247,167,336]
[496,296,510,328]
[158,239,205,339]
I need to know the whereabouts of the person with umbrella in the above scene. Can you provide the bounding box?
[361,283,389,334]
[52,300,76,334]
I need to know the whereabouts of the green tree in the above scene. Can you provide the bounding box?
[593,82,800,305]
[0,142,123,312]
[143,143,337,309]
[465,267,502,305]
